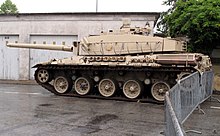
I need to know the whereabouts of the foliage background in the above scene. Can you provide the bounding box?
[0,0,18,14]
[159,0,220,54]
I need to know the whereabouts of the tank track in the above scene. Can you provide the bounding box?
[34,64,194,104]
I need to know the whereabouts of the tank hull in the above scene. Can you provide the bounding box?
[32,53,212,102]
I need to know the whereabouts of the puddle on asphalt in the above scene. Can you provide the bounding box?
[73,126,101,134]
[88,114,118,125]
[38,103,53,107]
[72,114,118,134]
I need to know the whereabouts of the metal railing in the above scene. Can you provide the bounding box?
[165,70,214,136]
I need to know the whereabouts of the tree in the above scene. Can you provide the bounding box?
[156,0,177,33]
[0,0,18,14]
[160,0,220,54]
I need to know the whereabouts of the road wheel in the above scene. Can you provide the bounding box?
[74,77,93,95]
[35,69,51,83]
[98,78,118,97]
[123,80,143,99]
[54,75,72,94]
[151,81,170,102]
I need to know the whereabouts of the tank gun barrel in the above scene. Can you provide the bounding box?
[7,43,73,52]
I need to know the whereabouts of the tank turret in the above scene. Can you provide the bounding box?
[79,34,185,56]
[6,19,212,102]
[79,19,186,56]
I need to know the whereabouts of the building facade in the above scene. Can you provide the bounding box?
[0,12,160,80]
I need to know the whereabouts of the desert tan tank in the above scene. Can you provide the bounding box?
[7,20,212,102]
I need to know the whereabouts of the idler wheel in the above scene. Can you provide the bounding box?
[74,77,93,95]
[35,69,51,83]
[54,75,72,94]
[151,81,170,102]
[98,78,118,97]
[123,80,143,99]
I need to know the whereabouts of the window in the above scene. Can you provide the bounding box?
[62,41,65,45]
[33,41,36,44]
[53,41,56,45]
[43,41,46,44]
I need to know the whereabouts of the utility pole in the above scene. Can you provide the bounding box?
[96,0,98,12]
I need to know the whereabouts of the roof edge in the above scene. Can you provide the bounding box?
[0,12,161,16]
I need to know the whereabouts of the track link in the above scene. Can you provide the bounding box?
[34,64,194,104]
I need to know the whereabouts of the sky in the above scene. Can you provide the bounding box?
[0,0,169,13]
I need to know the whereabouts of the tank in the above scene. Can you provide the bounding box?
[6,19,212,102]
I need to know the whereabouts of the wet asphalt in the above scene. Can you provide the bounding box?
[0,83,219,136]
[0,83,165,136]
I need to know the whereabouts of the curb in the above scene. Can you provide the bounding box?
[0,80,37,85]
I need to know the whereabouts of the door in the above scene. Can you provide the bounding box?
[0,35,19,80]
